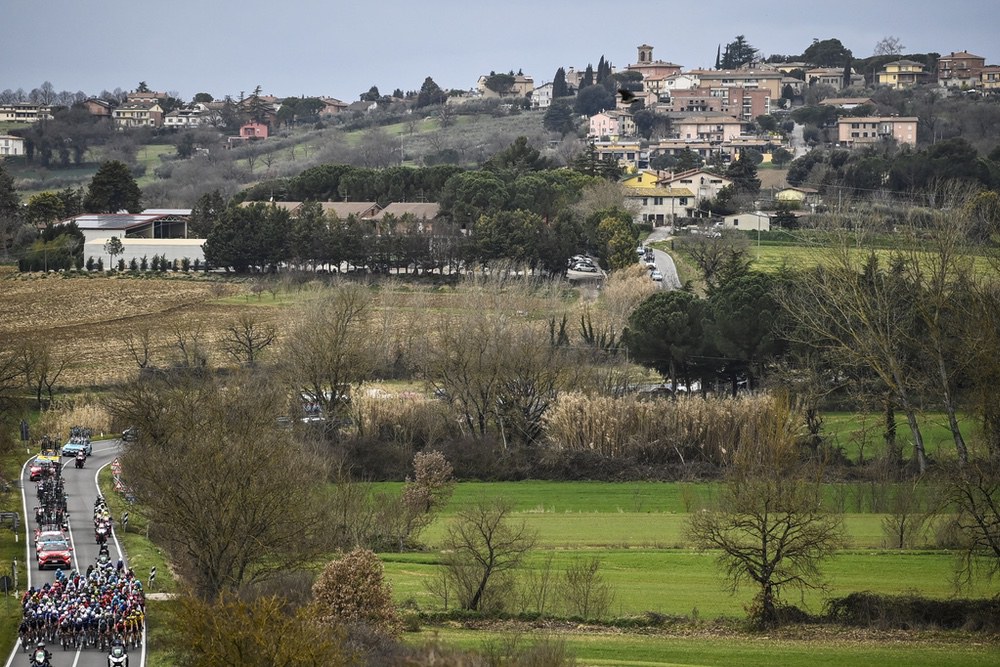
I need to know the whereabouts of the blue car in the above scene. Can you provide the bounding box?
[62,438,92,457]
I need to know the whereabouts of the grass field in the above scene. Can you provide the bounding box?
[412,627,1000,667]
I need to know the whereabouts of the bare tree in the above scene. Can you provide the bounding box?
[15,339,69,409]
[172,325,209,369]
[874,36,905,56]
[437,497,536,612]
[121,325,154,370]
[222,312,276,367]
[281,285,377,428]
[779,230,929,473]
[674,231,752,290]
[107,370,328,599]
[686,399,845,627]
[946,462,1000,587]
[560,557,614,620]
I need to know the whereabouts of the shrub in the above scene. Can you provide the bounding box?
[825,592,1000,631]
[310,548,400,636]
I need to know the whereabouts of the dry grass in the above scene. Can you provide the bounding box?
[35,397,114,439]
[544,392,783,465]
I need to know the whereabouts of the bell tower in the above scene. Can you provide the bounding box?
[637,44,653,64]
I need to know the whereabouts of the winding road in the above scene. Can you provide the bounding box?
[645,226,682,290]
[6,440,145,667]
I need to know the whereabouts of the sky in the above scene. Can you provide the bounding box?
[3,0,998,103]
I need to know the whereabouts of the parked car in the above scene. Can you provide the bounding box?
[572,263,599,273]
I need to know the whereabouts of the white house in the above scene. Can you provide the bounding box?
[532,82,554,109]
[723,211,771,232]
[0,135,25,157]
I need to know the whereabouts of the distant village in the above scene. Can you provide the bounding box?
[1,43,997,269]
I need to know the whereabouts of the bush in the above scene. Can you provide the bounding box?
[824,592,1000,631]
[310,548,401,636]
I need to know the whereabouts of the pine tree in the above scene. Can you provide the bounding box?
[552,67,568,98]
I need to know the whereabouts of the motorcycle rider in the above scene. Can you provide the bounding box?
[75,451,86,469]
[107,639,129,667]
[30,641,51,666]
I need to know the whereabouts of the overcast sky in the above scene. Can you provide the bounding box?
[4,0,997,102]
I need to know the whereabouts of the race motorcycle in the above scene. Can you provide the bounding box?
[107,641,129,667]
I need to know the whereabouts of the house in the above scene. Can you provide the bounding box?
[937,51,987,88]
[657,169,733,209]
[346,100,378,113]
[591,141,645,170]
[646,73,699,98]
[81,99,114,119]
[775,186,821,209]
[982,66,1000,92]
[125,91,165,104]
[370,203,442,233]
[476,73,534,99]
[589,111,636,139]
[0,135,25,157]
[819,97,875,110]
[837,116,918,147]
[0,103,53,123]
[164,104,216,129]
[625,187,694,226]
[665,86,771,121]
[723,211,771,232]
[621,169,673,190]
[805,67,865,89]
[876,60,927,89]
[668,112,745,142]
[627,45,682,81]
[113,102,164,128]
[322,202,381,219]
[531,82,554,110]
[689,69,784,98]
[319,97,348,116]
[237,122,269,140]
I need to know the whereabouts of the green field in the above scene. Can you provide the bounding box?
[411,628,1000,667]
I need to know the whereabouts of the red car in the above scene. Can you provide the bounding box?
[36,541,72,570]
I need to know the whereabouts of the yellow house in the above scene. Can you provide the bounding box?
[620,170,671,190]
[877,60,927,89]
[776,186,820,209]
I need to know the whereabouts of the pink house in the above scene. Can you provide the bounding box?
[239,122,269,140]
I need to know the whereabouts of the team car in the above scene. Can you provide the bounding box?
[28,454,61,481]
[36,541,72,570]
[61,438,92,457]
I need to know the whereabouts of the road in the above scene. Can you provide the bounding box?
[645,226,682,290]
[6,440,143,667]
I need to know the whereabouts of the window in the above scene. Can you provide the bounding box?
[679,198,688,205]
[733,219,739,226]
[654,197,664,205]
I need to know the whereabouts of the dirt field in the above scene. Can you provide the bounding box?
[0,272,277,388]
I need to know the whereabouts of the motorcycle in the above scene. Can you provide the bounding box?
[29,643,51,667]
[75,452,86,469]
[107,641,128,667]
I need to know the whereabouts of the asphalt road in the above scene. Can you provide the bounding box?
[6,440,141,667]
[644,227,682,290]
